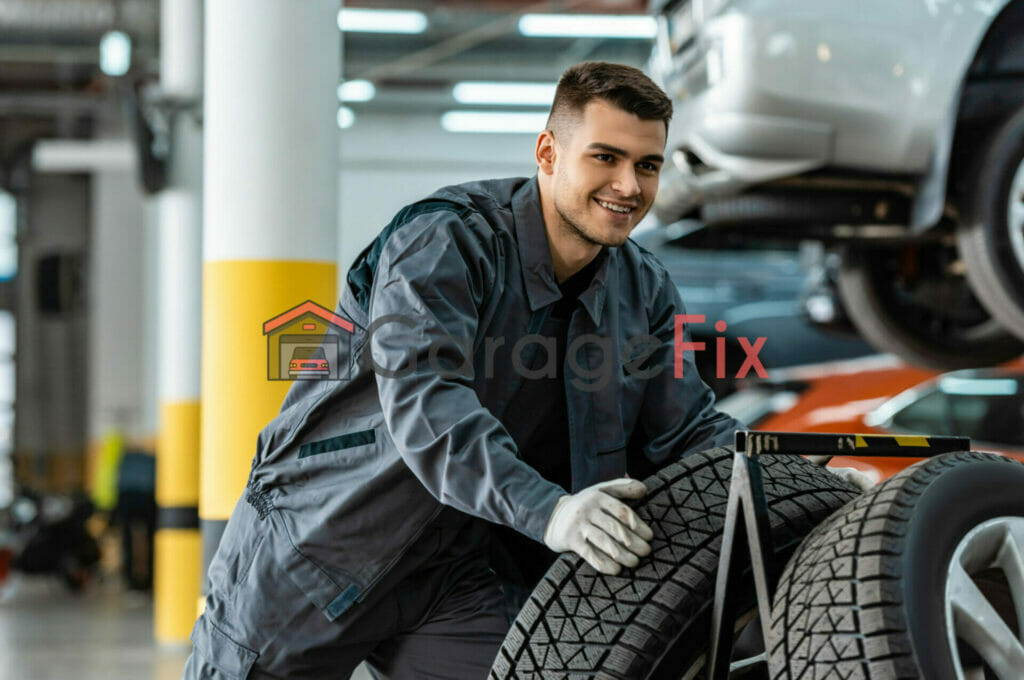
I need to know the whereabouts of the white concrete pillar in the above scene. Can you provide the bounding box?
[87,166,147,450]
[153,0,203,643]
[201,0,339,588]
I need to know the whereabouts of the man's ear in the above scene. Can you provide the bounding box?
[535,129,557,175]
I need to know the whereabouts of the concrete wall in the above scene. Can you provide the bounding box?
[16,173,90,490]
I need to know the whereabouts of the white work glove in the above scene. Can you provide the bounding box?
[808,455,876,493]
[543,478,654,575]
[829,466,876,492]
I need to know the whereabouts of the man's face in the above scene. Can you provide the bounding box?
[548,99,666,247]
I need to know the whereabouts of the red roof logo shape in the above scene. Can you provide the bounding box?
[263,300,354,335]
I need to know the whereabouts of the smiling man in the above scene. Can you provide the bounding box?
[185,62,742,680]
[541,81,667,278]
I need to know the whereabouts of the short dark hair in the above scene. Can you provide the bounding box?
[546,61,672,135]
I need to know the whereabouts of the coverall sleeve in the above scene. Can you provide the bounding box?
[368,211,565,543]
[636,266,745,465]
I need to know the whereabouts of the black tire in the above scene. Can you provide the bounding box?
[957,105,1024,341]
[836,243,1023,369]
[701,191,909,232]
[489,447,860,679]
[767,451,1024,680]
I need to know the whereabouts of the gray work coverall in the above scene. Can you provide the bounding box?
[186,176,742,678]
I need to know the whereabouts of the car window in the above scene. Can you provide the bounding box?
[889,390,952,436]
[950,393,1024,446]
[889,387,1024,446]
[292,347,316,360]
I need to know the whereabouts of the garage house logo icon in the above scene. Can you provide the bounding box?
[263,300,354,381]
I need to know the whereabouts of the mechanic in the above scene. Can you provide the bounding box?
[184,62,861,680]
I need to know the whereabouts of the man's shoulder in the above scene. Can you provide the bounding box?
[387,177,528,251]
[423,176,530,216]
[346,179,527,311]
[377,177,527,252]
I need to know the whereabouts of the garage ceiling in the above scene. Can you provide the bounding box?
[0,0,655,175]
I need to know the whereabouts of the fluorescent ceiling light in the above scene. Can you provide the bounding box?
[452,82,557,106]
[441,111,548,134]
[338,79,376,102]
[99,30,131,76]
[519,13,656,39]
[337,106,355,129]
[337,8,428,34]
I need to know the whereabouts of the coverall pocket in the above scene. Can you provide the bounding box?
[190,616,258,679]
[297,429,376,458]
[269,514,365,623]
[285,426,382,490]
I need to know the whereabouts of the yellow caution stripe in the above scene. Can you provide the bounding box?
[893,435,931,447]
[855,434,932,448]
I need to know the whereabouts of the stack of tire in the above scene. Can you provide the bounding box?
[489,448,1024,679]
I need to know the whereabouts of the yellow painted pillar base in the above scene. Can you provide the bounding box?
[154,401,202,643]
[154,529,202,643]
[157,402,201,507]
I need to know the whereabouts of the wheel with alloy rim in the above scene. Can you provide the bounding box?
[767,451,1024,680]
[836,242,1024,369]
[958,105,1024,341]
[945,517,1024,678]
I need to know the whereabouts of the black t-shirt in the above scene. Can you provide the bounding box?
[490,253,604,586]
[502,253,602,491]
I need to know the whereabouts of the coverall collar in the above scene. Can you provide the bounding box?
[512,176,612,326]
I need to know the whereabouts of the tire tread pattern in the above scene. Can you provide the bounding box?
[767,451,1020,680]
[490,448,859,679]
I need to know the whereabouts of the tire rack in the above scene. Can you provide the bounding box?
[707,430,972,680]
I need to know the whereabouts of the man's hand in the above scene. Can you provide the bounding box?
[829,466,876,492]
[543,478,654,575]
[809,455,876,492]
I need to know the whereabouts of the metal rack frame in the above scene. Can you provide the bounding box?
[707,430,971,679]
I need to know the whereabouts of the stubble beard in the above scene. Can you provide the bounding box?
[554,194,629,249]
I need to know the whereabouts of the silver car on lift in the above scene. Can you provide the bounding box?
[649,0,1024,369]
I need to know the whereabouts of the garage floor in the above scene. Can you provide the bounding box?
[0,575,373,679]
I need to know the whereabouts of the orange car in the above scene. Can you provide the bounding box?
[718,355,1024,483]
[288,346,330,379]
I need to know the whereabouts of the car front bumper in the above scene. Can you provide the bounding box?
[653,9,936,222]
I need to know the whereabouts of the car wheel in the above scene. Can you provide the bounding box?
[958,105,1024,341]
[836,242,1023,369]
[767,451,1024,680]
[488,447,860,679]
